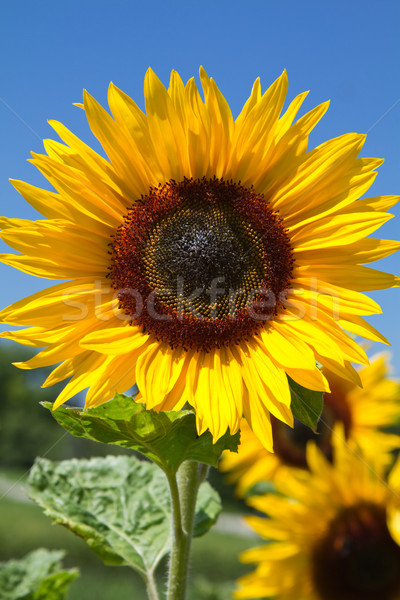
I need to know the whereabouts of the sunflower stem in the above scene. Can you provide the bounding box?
[166,460,204,600]
[145,570,160,600]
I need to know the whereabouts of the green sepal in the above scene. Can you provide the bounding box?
[28,455,222,577]
[42,394,239,475]
[0,549,78,600]
[288,376,324,433]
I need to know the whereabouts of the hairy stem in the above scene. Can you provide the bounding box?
[166,461,204,600]
[145,570,161,600]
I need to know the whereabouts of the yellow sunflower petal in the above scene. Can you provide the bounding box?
[284,364,330,392]
[296,264,400,291]
[230,71,288,181]
[29,152,124,229]
[52,351,107,409]
[236,430,400,600]
[80,325,148,355]
[339,314,389,344]
[191,351,231,441]
[258,323,316,370]
[268,133,366,216]
[319,355,363,387]
[82,89,149,198]
[0,220,108,270]
[294,237,400,266]
[0,68,397,456]
[290,279,382,317]
[289,210,392,250]
[144,68,190,180]
[135,342,187,410]
[85,354,137,408]
[199,66,234,176]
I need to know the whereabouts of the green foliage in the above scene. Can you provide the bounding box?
[28,455,222,578]
[43,393,240,474]
[0,345,70,468]
[193,482,221,538]
[245,480,276,497]
[288,377,324,432]
[0,491,252,600]
[190,577,235,600]
[0,548,78,600]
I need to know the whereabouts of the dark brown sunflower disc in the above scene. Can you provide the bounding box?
[108,177,294,351]
[311,502,400,600]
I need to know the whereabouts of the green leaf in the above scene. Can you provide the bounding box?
[0,549,78,600]
[28,456,171,575]
[246,480,276,498]
[288,376,324,432]
[28,455,222,578]
[42,394,239,474]
[193,482,222,538]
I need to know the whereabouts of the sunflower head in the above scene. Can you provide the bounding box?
[235,429,400,600]
[312,501,400,600]
[220,354,400,496]
[0,68,399,451]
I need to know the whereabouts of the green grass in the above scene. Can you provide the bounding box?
[0,491,253,599]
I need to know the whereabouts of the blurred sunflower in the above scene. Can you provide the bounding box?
[220,355,400,495]
[1,68,399,450]
[235,429,400,600]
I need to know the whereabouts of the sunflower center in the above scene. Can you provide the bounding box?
[108,178,293,351]
[271,388,352,468]
[151,211,250,293]
[311,502,400,600]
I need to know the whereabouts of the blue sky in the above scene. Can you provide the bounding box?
[1,0,400,374]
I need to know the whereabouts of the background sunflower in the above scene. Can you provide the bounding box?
[220,354,400,497]
[236,429,400,600]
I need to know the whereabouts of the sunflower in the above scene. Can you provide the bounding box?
[220,354,400,495]
[1,69,399,450]
[235,430,400,600]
